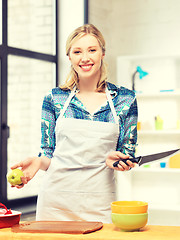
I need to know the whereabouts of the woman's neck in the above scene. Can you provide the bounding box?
[78,79,98,92]
[78,72,101,93]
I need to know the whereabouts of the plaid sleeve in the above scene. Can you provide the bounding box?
[40,91,56,158]
[117,98,138,157]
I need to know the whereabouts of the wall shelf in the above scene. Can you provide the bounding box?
[133,167,180,173]
[117,54,180,226]
[138,130,180,136]
[136,91,180,98]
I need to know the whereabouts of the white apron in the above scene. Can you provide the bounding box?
[36,88,119,223]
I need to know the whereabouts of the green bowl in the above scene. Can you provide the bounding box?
[111,212,148,232]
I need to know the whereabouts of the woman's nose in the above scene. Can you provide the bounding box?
[81,52,90,62]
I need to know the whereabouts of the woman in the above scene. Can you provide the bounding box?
[11,24,138,223]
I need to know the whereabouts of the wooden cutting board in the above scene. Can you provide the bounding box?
[12,221,103,234]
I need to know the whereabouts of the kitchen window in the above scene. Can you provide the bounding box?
[0,0,58,208]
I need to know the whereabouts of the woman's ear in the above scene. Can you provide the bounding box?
[102,52,105,60]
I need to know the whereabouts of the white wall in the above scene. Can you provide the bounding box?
[89,0,180,83]
[59,0,84,85]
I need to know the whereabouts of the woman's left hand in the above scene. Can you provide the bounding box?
[106,151,135,171]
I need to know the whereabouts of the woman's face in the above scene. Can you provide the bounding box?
[69,34,105,83]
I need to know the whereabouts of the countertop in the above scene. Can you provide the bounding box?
[0,223,180,240]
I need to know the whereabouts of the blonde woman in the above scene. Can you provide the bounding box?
[11,24,138,223]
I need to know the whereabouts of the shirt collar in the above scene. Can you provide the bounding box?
[106,82,118,98]
[72,81,118,98]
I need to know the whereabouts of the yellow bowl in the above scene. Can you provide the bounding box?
[111,212,148,232]
[111,201,148,214]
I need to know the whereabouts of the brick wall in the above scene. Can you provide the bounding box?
[8,0,55,54]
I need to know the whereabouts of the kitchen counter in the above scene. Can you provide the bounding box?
[0,224,180,240]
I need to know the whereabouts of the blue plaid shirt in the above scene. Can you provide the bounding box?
[41,82,138,159]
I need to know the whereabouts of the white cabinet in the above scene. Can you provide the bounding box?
[116,55,180,226]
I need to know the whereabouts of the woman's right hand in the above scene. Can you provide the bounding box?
[106,151,135,171]
[10,157,42,188]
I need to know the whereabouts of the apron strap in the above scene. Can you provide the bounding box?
[59,88,76,119]
[105,88,119,125]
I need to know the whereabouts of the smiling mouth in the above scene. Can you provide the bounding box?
[79,64,94,71]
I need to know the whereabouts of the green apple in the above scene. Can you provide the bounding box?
[7,169,24,186]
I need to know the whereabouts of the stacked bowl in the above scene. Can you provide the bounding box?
[111,200,148,232]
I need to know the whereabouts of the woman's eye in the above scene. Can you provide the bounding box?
[89,49,96,52]
[73,51,81,54]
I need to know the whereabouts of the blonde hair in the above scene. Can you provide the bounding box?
[60,24,108,92]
